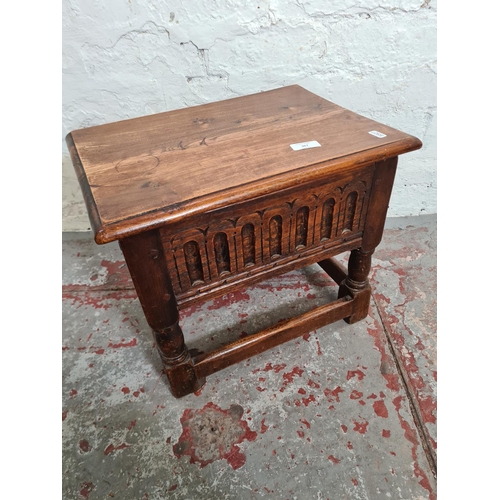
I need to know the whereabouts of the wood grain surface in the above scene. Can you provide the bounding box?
[66,85,422,243]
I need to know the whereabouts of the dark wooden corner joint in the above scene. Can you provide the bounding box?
[67,85,422,398]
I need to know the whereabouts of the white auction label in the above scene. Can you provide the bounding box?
[290,140,321,151]
[368,130,387,138]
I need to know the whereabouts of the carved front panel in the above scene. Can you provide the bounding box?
[161,171,372,296]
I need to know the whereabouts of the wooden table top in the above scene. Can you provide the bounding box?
[67,85,422,243]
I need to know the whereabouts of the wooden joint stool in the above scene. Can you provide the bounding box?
[67,85,422,398]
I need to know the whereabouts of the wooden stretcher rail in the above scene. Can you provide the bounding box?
[193,295,354,379]
[318,257,349,285]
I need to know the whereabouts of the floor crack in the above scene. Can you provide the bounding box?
[372,298,437,477]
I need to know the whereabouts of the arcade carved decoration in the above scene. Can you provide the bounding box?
[161,175,372,298]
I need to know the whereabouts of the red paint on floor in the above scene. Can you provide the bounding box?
[252,362,287,375]
[104,443,130,456]
[100,259,132,288]
[307,379,320,389]
[392,395,436,500]
[299,419,311,429]
[324,386,344,403]
[315,337,323,355]
[79,482,94,499]
[371,238,437,459]
[300,395,316,407]
[350,390,363,400]
[373,400,389,418]
[346,369,365,381]
[366,323,401,393]
[108,338,137,348]
[418,395,437,425]
[282,367,304,386]
[260,419,269,433]
[179,303,204,319]
[79,440,91,453]
[353,419,369,434]
[62,290,138,310]
[173,402,257,470]
[207,291,251,310]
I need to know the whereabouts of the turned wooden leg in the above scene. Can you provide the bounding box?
[119,231,205,398]
[338,249,373,324]
[338,156,399,324]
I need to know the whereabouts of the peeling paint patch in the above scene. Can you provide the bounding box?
[307,379,320,389]
[299,419,311,429]
[79,482,94,499]
[392,395,436,499]
[173,402,257,470]
[108,338,137,348]
[347,369,365,381]
[260,419,269,433]
[367,323,401,392]
[104,442,130,456]
[282,366,304,386]
[350,390,363,400]
[253,362,287,374]
[324,386,344,403]
[353,418,369,434]
[315,337,323,355]
[373,399,389,418]
[299,394,316,407]
[63,290,138,310]
[79,440,91,453]
[207,291,250,310]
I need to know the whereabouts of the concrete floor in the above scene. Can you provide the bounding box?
[62,214,437,500]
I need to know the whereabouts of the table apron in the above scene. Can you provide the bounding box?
[160,164,375,305]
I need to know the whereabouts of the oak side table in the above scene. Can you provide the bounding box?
[67,85,422,398]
